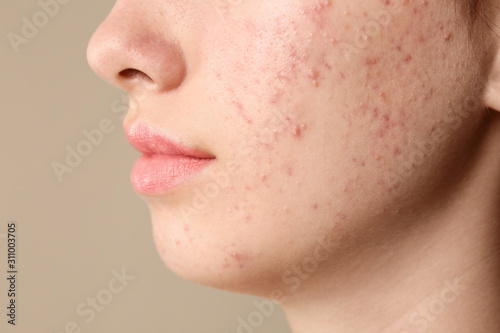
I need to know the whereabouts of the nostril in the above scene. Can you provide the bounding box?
[119,68,154,83]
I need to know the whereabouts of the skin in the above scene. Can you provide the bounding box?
[87,0,500,332]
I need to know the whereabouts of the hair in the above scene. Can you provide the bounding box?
[462,0,483,21]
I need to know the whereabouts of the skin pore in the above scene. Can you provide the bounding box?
[87,0,500,332]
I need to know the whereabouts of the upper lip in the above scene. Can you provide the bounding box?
[125,122,214,159]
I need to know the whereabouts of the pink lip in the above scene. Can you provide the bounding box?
[125,122,214,194]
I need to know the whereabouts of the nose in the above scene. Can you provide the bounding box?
[86,1,186,94]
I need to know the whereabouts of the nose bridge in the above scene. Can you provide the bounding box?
[86,1,187,94]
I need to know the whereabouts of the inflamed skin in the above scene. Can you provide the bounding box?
[87,1,500,332]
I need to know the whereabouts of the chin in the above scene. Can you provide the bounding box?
[149,214,277,295]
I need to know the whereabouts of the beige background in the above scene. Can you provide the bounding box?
[1,1,290,332]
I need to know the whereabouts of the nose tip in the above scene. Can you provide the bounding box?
[86,9,186,94]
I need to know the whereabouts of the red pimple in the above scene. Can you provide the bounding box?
[365,57,380,66]
[230,252,249,269]
[393,147,402,156]
[293,125,302,137]
[336,212,347,220]
[312,204,318,210]
[232,100,252,124]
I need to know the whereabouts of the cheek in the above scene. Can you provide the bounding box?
[200,0,473,198]
[202,1,337,124]
[181,0,474,255]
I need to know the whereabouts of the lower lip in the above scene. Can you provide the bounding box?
[131,154,212,194]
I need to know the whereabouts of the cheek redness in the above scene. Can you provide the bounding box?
[206,1,338,132]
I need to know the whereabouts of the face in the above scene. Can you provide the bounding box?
[87,0,493,297]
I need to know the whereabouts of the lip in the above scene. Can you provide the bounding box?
[125,122,214,194]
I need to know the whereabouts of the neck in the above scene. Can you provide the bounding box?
[281,113,500,333]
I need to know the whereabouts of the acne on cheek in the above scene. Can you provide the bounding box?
[209,1,343,139]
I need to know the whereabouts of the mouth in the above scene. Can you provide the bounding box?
[125,122,215,195]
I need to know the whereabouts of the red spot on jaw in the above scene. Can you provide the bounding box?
[312,203,318,210]
[230,252,250,269]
